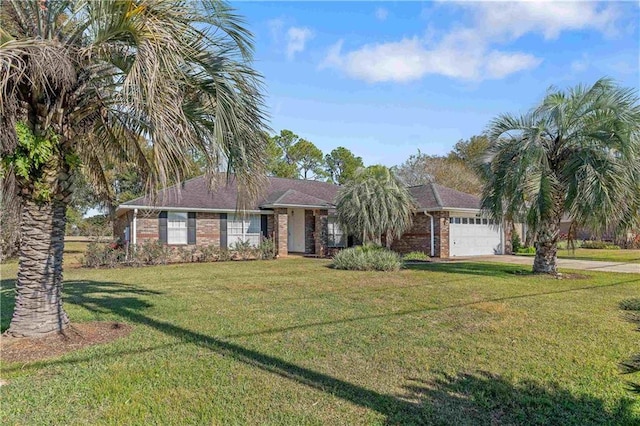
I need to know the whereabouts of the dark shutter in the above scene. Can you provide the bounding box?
[187,212,196,245]
[261,215,268,238]
[220,213,227,248]
[159,211,168,243]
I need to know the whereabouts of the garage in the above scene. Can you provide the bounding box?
[449,217,503,257]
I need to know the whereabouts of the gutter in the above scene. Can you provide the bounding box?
[117,205,271,215]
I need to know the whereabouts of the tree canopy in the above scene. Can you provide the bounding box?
[481,78,640,273]
[0,0,269,336]
[325,147,364,185]
[335,165,415,247]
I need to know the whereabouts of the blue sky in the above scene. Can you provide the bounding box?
[232,1,640,167]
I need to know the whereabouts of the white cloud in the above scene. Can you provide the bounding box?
[375,7,388,21]
[571,58,589,73]
[462,1,621,40]
[322,1,620,83]
[286,26,313,60]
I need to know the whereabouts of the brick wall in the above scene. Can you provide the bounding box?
[391,213,432,255]
[267,215,275,240]
[314,209,328,257]
[433,211,450,258]
[305,210,315,254]
[196,212,220,246]
[114,212,132,242]
[274,208,288,257]
[136,210,160,243]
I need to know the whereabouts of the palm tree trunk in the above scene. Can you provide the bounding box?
[533,217,560,274]
[6,198,69,337]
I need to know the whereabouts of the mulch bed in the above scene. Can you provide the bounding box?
[1,321,132,364]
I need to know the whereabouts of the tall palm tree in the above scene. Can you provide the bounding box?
[0,0,269,337]
[336,165,415,247]
[481,79,640,274]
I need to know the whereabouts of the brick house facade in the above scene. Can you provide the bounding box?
[115,176,506,258]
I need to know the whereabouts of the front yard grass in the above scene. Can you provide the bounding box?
[518,248,640,264]
[1,256,639,425]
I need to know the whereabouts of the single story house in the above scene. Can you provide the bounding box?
[114,175,507,258]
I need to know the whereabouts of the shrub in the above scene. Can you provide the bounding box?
[133,240,171,265]
[620,298,640,311]
[81,241,126,268]
[332,246,401,271]
[257,238,276,260]
[403,251,429,261]
[581,240,620,250]
[511,232,522,253]
[516,246,535,254]
[231,240,257,260]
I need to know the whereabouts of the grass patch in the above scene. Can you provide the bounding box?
[517,248,640,264]
[1,251,639,424]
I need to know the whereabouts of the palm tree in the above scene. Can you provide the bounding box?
[481,79,640,274]
[335,165,415,247]
[0,0,269,337]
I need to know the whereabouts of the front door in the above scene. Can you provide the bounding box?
[287,208,305,252]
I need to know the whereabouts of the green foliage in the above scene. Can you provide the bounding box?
[266,135,298,178]
[581,241,620,250]
[511,231,522,253]
[332,246,402,271]
[290,139,326,180]
[402,251,429,261]
[2,123,59,202]
[516,246,536,254]
[81,242,126,268]
[257,237,276,260]
[336,165,415,247]
[619,298,640,311]
[481,79,640,259]
[231,240,256,260]
[325,147,364,185]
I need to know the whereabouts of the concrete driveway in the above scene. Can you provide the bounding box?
[449,255,640,274]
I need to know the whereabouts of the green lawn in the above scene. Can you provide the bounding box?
[519,248,640,263]
[1,255,639,425]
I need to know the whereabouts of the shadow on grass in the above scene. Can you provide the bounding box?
[401,371,637,425]
[405,261,534,277]
[3,278,638,424]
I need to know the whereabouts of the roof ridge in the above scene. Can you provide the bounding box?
[271,188,297,205]
[430,182,444,208]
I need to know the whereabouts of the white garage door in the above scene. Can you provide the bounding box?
[449,217,502,257]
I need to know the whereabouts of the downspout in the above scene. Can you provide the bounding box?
[423,211,434,257]
[132,208,138,246]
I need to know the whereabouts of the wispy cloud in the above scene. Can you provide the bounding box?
[286,26,314,60]
[375,7,388,22]
[322,1,620,83]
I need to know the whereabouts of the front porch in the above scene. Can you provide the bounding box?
[273,208,329,257]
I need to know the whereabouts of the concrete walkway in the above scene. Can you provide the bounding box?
[449,255,640,274]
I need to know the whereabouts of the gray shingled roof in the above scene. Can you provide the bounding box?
[121,175,338,210]
[409,182,481,210]
[120,175,481,212]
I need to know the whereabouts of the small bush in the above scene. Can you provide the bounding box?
[516,246,535,254]
[511,232,522,253]
[134,240,171,265]
[231,240,257,260]
[620,298,640,311]
[403,251,429,261]
[581,240,620,250]
[332,246,401,271]
[81,241,126,268]
[257,238,276,260]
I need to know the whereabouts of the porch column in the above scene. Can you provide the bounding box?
[433,211,450,258]
[314,209,328,257]
[274,208,288,257]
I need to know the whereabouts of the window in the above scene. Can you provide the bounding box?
[454,217,461,224]
[168,212,188,244]
[328,216,346,247]
[476,218,482,225]
[482,218,488,225]
[462,218,468,224]
[228,214,261,247]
